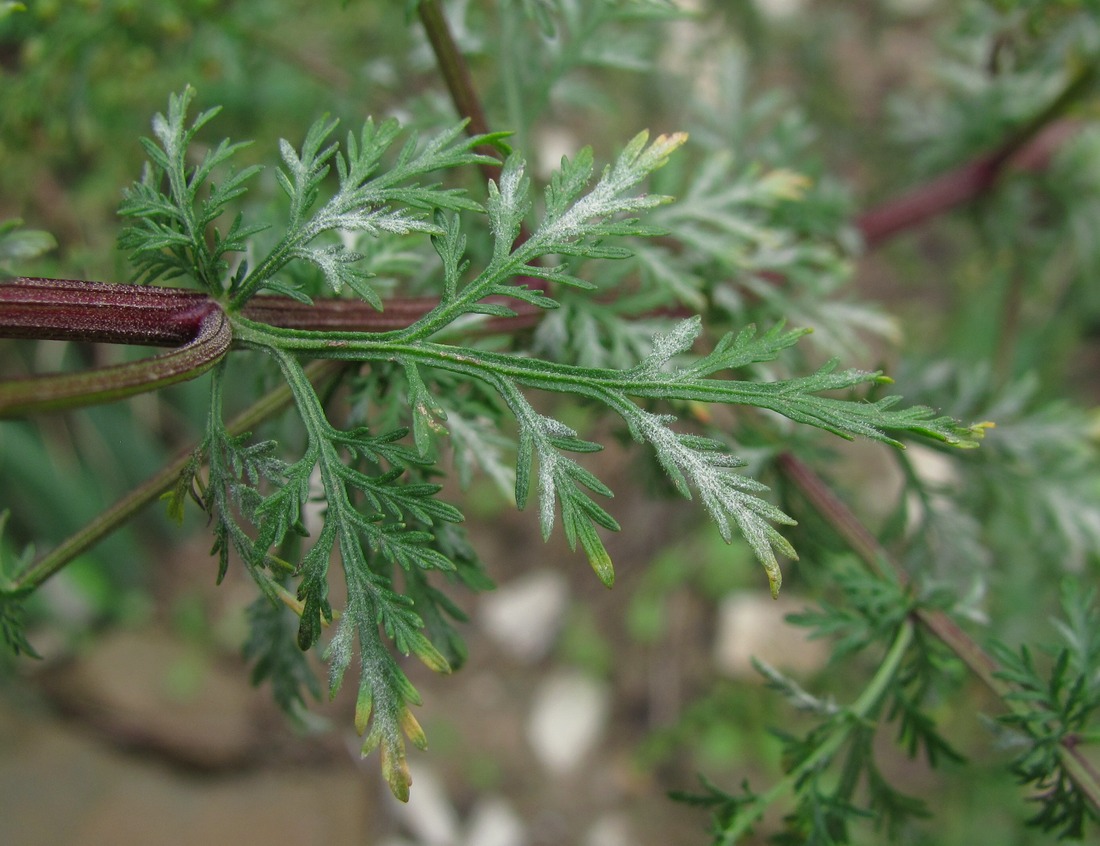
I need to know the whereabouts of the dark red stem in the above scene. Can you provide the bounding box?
[856,121,1078,248]
[0,277,214,345]
[0,278,231,416]
[858,55,1096,248]
[0,276,545,417]
[416,0,548,300]
[0,278,541,341]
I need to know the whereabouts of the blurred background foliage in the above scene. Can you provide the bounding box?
[3,1,1100,843]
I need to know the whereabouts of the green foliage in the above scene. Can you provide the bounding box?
[673,570,967,843]
[118,88,266,290]
[0,219,55,274]
[4,0,1100,840]
[990,581,1100,838]
[104,84,980,798]
[0,511,38,658]
[890,0,1100,176]
[242,591,322,720]
[118,85,500,303]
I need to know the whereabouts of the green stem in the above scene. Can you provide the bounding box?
[230,317,966,447]
[718,620,915,844]
[4,359,346,595]
[775,451,1100,819]
[228,229,306,311]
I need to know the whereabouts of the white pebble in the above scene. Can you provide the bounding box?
[479,570,570,664]
[582,812,633,846]
[526,671,610,775]
[387,763,460,846]
[754,0,807,21]
[463,796,528,846]
[713,591,828,679]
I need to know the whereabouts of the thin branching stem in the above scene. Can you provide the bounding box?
[718,619,916,844]
[417,0,495,163]
[416,0,549,307]
[4,360,346,596]
[775,451,1100,819]
[857,60,1097,247]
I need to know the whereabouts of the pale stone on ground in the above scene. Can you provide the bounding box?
[754,0,807,21]
[526,670,611,775]
[583,812,634,846]
[387,763,461,846]
[463,795,528,846]
[713,591,830,679]
[479,569,570,664]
